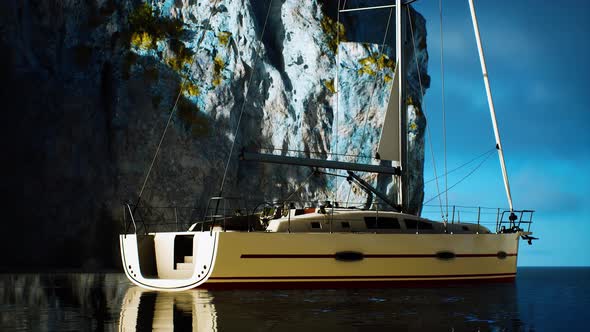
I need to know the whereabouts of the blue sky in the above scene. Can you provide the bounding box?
[411,0,590,266]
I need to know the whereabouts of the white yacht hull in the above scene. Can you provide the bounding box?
[120,231,521,290]
[120,232,219,291]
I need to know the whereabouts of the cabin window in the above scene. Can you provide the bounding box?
[405,220,433,230]
[418,221,433,230]
[364,217,400,229]
[341,222,350,229]
[404,219,418,230]
[310,222,321,229]
[294,209,305,216]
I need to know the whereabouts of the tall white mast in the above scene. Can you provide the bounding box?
[396,0,408,211]
[344,0,408,211]
[468,0,514,211]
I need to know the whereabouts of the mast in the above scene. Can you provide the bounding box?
[396,0,408,212]
[468,0,514,211]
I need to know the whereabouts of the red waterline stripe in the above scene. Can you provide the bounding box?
[208,272,516,280]
[240,253,517,259]
[199,277,516,289]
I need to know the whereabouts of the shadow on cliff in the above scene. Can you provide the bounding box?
[0,0,125,270]
[0,0,273,270]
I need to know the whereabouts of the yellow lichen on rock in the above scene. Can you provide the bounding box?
[183,81,200,96]
[357,67,376,76]
[358,53,395,77]
[376,54,394,70]
[321,15,346,54]
[217,31,232,46]
[166,56,182,72]
[359,56,376,67]
[324,79,336,94]
[213,56,225,86]
[166,38,194,72]
[130,32,153,50]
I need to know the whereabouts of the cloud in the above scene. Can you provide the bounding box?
[419,1,540,72]
[527,81,551,105]
[422,152,590,214]
[511,159,590,213]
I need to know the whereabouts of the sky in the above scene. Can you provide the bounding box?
[410,0,590,266]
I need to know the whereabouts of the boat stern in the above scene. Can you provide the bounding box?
[119,232,219,291]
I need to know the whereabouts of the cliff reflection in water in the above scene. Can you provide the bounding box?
[0,273,128,331]
[121,283,525,331]
[1,273,530,331]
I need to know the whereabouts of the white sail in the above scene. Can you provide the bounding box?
[377,65,400,162]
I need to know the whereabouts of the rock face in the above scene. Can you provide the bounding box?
[1,0,428,268]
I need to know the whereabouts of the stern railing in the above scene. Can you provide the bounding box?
[122,204,205,234]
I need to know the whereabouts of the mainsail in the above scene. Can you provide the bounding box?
[377,64,400,162]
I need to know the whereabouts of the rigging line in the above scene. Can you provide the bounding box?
[315,170,349,178]
[283,171,318,203]
[425,203,510,211]
[336,0,341,201]
[336,0,341,158]
[218,0,274,195]
[335,175,348,196]
[136,0,221,206]
[424,147,495,185]
[423,149,494,205]
[439,0,449,219]
[345,180,352,207]
[407,6,445,221]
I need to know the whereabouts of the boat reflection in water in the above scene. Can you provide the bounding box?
[119,287,216,331]
[119,281,525,331]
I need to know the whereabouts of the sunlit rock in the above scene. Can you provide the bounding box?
[3,0,428,267]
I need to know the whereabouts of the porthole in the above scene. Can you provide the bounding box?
[436,251,456,260]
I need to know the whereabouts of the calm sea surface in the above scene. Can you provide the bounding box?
[0,267,587,331]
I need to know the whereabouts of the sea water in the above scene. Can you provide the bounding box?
[0,267,587,331]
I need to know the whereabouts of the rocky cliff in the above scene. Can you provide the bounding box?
[1,0,428,269]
